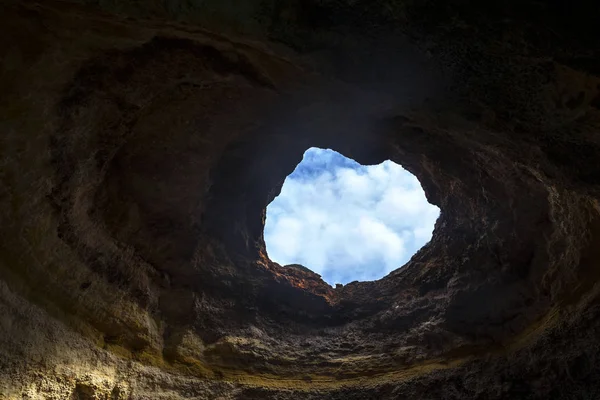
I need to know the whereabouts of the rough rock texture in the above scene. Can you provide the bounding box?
[1,0,600,398]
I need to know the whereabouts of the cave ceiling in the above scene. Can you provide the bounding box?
[1,0,600,398]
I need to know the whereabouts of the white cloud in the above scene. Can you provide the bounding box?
[264,148,439,285]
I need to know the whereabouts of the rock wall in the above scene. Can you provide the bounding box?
[1,0,600,398]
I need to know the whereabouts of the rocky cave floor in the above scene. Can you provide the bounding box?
[1,0,600,398]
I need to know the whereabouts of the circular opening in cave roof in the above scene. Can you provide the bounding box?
[264,147,440,286]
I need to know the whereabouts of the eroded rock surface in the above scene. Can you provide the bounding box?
[1,0,600,398]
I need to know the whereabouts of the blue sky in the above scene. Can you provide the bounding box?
[264,148,440,286]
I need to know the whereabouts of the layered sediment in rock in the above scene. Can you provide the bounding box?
[1,0,600,398]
